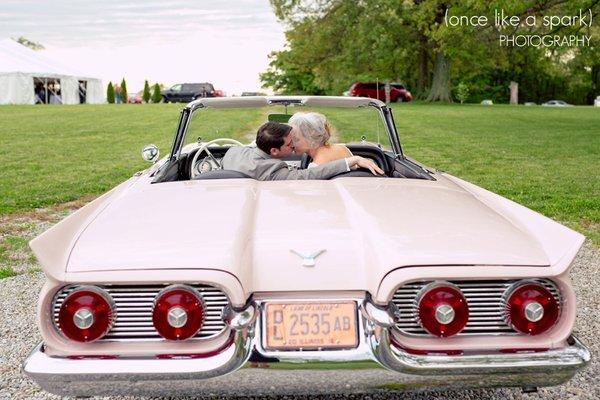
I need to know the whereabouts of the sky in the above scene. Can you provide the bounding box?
[0,0,286,94]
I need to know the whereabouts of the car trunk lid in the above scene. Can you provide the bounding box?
[67,177,550,292]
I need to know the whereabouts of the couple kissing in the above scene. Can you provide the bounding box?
[222,112,384,180]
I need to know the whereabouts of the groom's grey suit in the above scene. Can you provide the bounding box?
[222,146,348,180]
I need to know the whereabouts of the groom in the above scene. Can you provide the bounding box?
[222,122,383,180]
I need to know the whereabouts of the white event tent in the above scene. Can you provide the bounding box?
[0,38,104,105]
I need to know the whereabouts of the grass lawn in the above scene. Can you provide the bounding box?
[391,102,599,244]
[0,102,598,245]
[0,104,264,214]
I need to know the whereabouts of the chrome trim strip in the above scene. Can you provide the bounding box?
[24,297,590,397]
[25,303,255,391]
[361,298,589,375]
[372,330,589,375]
[381,106,403,158]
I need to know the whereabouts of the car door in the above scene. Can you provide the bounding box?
[366,83,378,99]
[377,84,386,100]
[180,84,196,102]
[367,83,384,100]
[168,84,183,101]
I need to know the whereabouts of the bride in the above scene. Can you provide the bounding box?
[288,112,353,167]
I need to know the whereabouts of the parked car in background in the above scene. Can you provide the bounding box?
[348,82,412,102]
[160,83,219,103]
[24,96,589,397]
[241,91,267,96]
[127,93,142,104]
[542,100,572,107]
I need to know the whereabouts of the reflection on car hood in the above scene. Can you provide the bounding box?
[65,175,564,292]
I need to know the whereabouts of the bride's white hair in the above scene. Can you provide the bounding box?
[288,112,331,148]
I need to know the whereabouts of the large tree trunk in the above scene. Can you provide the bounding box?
[417,33,429,98]
[510,81,519,104]
[426,51,452,102]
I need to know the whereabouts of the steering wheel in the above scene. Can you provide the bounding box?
[189,138,243,179]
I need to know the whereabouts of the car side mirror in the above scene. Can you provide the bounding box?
[141,144,159,163]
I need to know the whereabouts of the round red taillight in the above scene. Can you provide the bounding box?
[505,282,559,335]
[152,285,205,341]
[417,282,469,337]
[57,286,114,342]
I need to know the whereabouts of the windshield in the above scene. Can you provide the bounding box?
[181,104,391,152]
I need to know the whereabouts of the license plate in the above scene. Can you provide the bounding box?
[264,302,358,350]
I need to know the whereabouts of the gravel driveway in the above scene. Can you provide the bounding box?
[0,205,598,399]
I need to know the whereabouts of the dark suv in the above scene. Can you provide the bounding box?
[161,83,218,103]
[348,82,412,102]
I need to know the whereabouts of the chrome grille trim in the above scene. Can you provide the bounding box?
[392,279,560,336]
[53,284,229,341]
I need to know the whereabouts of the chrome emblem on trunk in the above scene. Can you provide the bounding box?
[290,249,326,267]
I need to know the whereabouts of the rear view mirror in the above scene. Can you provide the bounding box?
[141,144,159,163]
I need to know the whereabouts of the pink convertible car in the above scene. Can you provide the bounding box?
[24,96,589,396]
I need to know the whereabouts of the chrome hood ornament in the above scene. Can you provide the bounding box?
[290,249,326,267]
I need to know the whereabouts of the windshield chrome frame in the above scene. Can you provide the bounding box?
[168,96,404,161]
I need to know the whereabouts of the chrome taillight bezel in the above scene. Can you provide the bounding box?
[414,281,469,338]
[152,284,206,341]
[502,280,561,335]
[55,285,116,342]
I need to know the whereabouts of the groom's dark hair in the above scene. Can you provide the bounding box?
[256,122,292,154]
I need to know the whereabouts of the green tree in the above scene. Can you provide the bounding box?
[455,82,469,104]
[106,82,115,104]
[264,0,436,96]
[260,49,326,94]
[264,0,444,97]
[142,80,151,103]
[264,0,599,103]
[151,83,162,103]
[120,78,128,104]
[568,24,600,104]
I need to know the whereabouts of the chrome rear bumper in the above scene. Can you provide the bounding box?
[24,300,590,397]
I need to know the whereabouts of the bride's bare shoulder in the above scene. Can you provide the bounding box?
[313,144,353,164]
[332,144,353,157]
